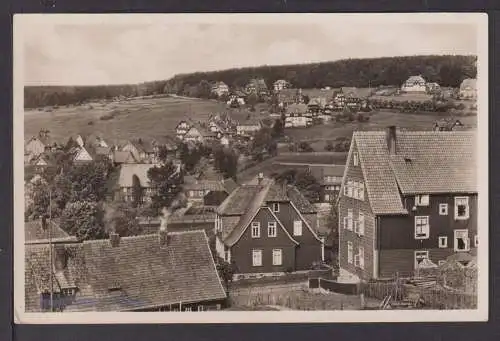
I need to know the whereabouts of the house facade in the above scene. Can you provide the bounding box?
[338,127,477,282]
[284,103,311,128]
[401,75,427,93]
[215,177,324,279]
[459,78,477,100]
[273,79,291,92]
[245,78,268,96]
[236,120,262,136]
[211,81,230,97]
[176,120,191,140]
[114,163,157,204]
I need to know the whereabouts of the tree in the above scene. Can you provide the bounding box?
[273,169,321,203]
[251,127,277,160]
[147,162,184,215]
[271,118,284,138]
[216,258,235,291]
[178,142,203,173]
[103,203,143,237]
[298,141,314,152]
[25,178,60,220]
[324,141,335,152]
[131,174,143,208]
[246,93,259,111]
[197,80,212,99]
[213,147,238,180]
[60,201,106,241]
[62,158,112,203]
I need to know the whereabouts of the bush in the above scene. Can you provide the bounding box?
[324,141,335,152]
[100,112,116,121]
[87,121,94,125]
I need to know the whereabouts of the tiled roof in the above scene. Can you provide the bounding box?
[405,75,426,84]
[25,219,77,244]
[118,163,156,188]
[352,130,477,215]
[216,185,262,216]
[113,150,137,164]
[25,230,226,312]
[184,180,228,192]
[286,103,308,114]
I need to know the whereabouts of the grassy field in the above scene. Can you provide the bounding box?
[285,110,477,147]
[24,96,255,143]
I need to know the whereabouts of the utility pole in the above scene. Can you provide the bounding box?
[48,189,54,312]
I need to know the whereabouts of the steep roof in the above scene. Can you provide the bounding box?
[286,103,308,114]
[25,230,227,312]
[112,150,137,164]
[25,219,78,244]
[118,163,156,187]
[351,130,477,215]
[184,180,229,192]
[405,75,426,84]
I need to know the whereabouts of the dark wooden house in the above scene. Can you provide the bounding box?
[338,126,477,282]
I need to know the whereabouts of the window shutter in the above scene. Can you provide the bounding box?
[359,247,365,269]
[343,217,347,229]
[358,214,365,236]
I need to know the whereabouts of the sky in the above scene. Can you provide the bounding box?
[21,16,479,86]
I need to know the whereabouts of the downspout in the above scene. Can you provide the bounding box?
[373,216,380,280]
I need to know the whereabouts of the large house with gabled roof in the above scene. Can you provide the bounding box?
[215,175,324,278]
[338,126,477,283]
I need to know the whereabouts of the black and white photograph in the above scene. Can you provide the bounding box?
[13,13,488,323]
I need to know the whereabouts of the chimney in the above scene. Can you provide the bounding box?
[257,172,264,185]
[386,126,397,155]
[53,245,67,271]
[109,232,120,247]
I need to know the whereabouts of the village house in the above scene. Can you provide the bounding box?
[110,150,137,165]
[120,138,165,164]
[307,97,327,116]
[24,228,227,312]
[215,175,324,279]
[25,131,60,158]
[211,81,230,97]
[308,165,345,203]
[338,126,477,283]
[236,118,262,136]
[113,163,157,204]
[226,92,246,108]
[284,103,311,128]
[175,120,191,140]
[459,78,477,100]
[183,178,238,206]
[426,82,441,94]
[401,75,427,93]
[245,78,269,96]
[273,79,291,92]
[332,87,365,111]
[183,124,218,144]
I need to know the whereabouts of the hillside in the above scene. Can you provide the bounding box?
[24,55,476,109]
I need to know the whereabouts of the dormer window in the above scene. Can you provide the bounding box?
[353,152,359,166]
[272,203,280,213]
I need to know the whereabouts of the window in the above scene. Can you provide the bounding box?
[353,152,359,166]
[272,249,283,266]
[185,307,192,312]
[251,222,260,238]
[343,182,349,196]
[358,247,365,269]
[347,180,353,197]
[352,181,359,199]
[438,236,448,248]
[324,194,330,202]
[415,195,429,206]
[454,229,470,252]
[272,203,280,213]
[357,213,365,236]
[347,242,353,264]
[439,203,448,215]
[293,220,303,236]
[197,305,205,312]
[252,249,262,266]
[268,222,277,237]
[474,234,478,247]
[414,216,430,239]
[358,182,365,201]
[414,250,429,269]
[454,197,470,220]
[347,209,353,230]
[224,250,231,263]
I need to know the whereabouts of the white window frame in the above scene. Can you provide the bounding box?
[185,307,192,312]
[347,209,353,231]
[353,152,359,166]
[454,197,470,220]
[347,180,353,197]
[352,181,359,199]
[414,250,429,269]
[454,229,470,252]
[358,246,365,269]
[252,249,263,267]
[293,220,303,236]
[347,241,353,264]
[272,249,283,266]
[415,195,430,206]
[197,305,205,312]
[358,182,365,201]
[357,212,365,236]
[268,222,277,237]
[414,216,430,239]
[251,222,261,238]
[272,203,280,213]
[438,236,448,248]
[439,203,448,216]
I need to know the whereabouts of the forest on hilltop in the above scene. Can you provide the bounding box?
[24,55,476,109]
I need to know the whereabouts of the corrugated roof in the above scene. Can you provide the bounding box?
[25,231,227,312]
[352,130,477,215]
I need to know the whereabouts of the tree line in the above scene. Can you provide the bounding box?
[24,55,476,109]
